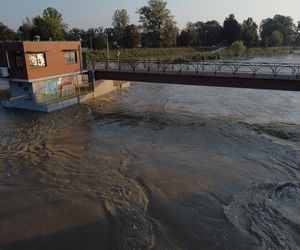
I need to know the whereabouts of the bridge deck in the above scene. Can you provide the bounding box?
[94,60,300,91]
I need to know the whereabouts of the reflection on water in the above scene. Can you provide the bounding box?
[0,55,300,249]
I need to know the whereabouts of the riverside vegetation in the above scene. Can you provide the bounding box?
[86,45,295,63]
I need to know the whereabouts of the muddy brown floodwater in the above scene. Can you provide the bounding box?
[1,55,300,250]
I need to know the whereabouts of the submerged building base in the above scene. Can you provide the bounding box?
[2,80,130,112]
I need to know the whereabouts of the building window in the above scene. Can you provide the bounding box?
[15,54,24,68]
[29,53,46,67]
[64,51,77,64]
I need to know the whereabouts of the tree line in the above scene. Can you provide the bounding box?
[1,0,300,49]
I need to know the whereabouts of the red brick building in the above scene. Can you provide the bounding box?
[0,41,91,111]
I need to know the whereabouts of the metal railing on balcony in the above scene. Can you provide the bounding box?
[34,84,94,105]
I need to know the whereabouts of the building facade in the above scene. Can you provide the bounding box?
[0,41,93,112]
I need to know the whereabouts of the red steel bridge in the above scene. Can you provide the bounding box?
[94,60,300,91]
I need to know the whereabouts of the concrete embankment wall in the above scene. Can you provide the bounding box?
[80,80,130,103]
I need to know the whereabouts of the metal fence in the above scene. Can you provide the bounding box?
[94,60,300,79]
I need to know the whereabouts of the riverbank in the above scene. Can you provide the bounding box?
[87,46,295,62]
[219,46,294,59]
[87,47,217,62]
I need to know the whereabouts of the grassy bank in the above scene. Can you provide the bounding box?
[87,46,293,63]
[219,46,293,59]
[87,47,219,62]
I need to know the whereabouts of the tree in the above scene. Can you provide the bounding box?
[273,15,295,45]
[161,19,179,47]
[260,15,296,46]
[86,28,100,49]
[260,18,275,46]
[31,7,67,40]
[140,32,157,47]
[123,25,140,48]
[18,17,34,40]
[270,30,283,46]
[178,22,198,47]
[65,27,107,50]
[197,20,223,47]
[223,14,242,45]
[65,28,85,41]
[0,22,17,41]
[296,21,300,46]
[112,9,129,47]
[104,27,117,48]
[178,30,194,47]
[241,18,259,47]
[137,0,176,47]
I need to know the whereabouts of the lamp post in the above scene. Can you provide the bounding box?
[117,45,120,66]
[78,35,83,78]
[105,34,110,64]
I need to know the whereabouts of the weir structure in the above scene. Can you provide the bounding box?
[94,60,300,91]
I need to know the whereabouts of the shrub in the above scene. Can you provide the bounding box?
[231,41,246,56]
[192,53,206,61]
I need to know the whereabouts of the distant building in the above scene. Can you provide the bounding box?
[0,41,93,112]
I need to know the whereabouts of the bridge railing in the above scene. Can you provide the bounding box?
[93,60,300,80]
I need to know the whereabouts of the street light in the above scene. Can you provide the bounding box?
[116,45,120,66]
[78,35,83,77]
[105,34,110,63]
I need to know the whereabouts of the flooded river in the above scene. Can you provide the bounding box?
[0,55,300,249]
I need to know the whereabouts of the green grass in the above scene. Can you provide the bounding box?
[86,46,293,63]
[219,46,293,59]
[87,47,217,62]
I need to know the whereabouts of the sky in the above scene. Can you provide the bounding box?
[1,0,300,31]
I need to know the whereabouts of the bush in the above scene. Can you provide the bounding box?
[173,57,188,63]
[192,52,221,61]
[231,41,246,56]
[192,53,206,61]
